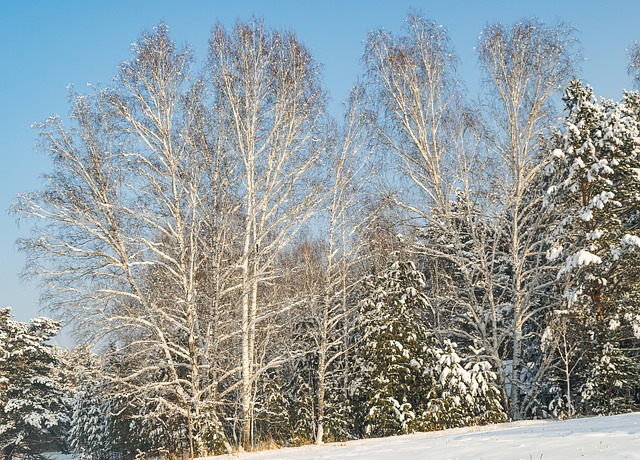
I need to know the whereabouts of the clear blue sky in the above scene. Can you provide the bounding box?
[1,0,638,336]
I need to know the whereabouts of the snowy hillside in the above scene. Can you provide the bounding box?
[200,413,640,460]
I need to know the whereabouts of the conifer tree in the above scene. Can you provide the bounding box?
[291,373,316,445]
[581,341,639,415]
[546,80,640,415]
[353,259,434,437]
[0,308,69,459]
[255,370,291,446]
[320,371,352,442]
[65,345,119,459]
[425,340,507,429]
[68,383,113,459]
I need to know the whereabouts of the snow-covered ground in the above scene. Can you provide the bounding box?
[45,413,640,459]
[203,413,640,460]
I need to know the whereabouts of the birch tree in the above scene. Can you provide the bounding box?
[628,42,640,89]
[312,90,370,444]
[478,18,578,418]
[13,24,237,457]
[359,12,512,410]
[207,19,327,451]
[362,12,464,218]
[14,18,328,455]
[360,11,476,320]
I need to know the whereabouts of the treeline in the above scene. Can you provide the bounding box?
[2,13,640,459]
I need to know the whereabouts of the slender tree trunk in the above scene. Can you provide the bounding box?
[316,289,330,445]
[241,221,253,451]
[510,321,523,419]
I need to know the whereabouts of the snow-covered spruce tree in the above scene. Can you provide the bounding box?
[318,368,352,443]
[352,259,434,437]
[581,341,639,415]
[0,308,69,459]
[65,346,116,459]
[464,345,509,424]
[418,190,514,408]
[425,340,507,429]
[191,400,229,457]
[290,373,316,445]
[254,370,291,447]
[546,80,640,416]
[68,382,113,459]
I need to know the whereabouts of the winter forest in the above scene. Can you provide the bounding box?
[1,12,640,459]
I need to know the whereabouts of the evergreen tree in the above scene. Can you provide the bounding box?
[191,401,228,457]
[0,308,69,459]
[68,383,113,459]
[353,259,434,437]
[425,340,507,429]
[65,345,127,460]
[581,341,639,415]
[546,80,640,415]
[290,373,316,445]
[255,370,291,446]
[320,367,352,443]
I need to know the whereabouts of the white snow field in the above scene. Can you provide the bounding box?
[203,413,640,460]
